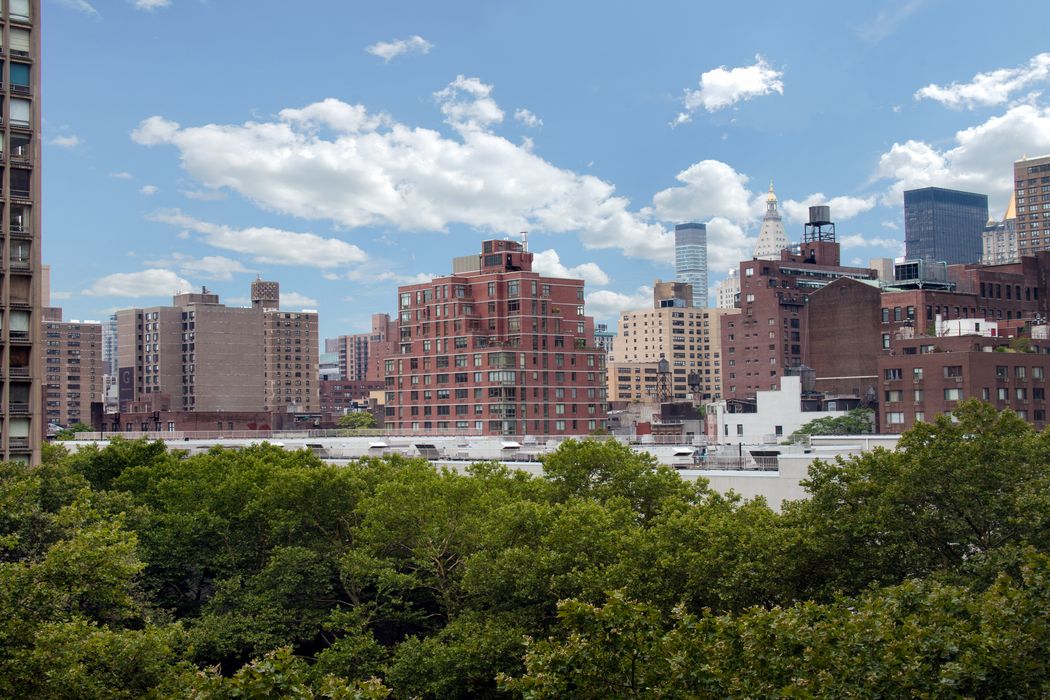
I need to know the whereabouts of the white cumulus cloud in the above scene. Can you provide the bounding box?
[144,253,251,281]
[149,210,368,268]
[839,234,904,252]
[140,184,159,196]
[781,193,877,222]
[651,159,758,224]
[585,286,654,324]
[915,53,1050,110]
[365,35,433,62]
[132,0,170,9]
[57,0,98,15]
[514,108,543,128]
[50,134,82,148]
[83,269,191,297]
[531,249,609,286]
[131,78,673,262]
[673,55,783,125]
[875,103,1050,214]
[281,292,319,309]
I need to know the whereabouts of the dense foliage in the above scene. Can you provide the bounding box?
[790,407,875,439]
[1,399,1046,697]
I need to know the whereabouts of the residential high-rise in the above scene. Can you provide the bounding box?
[42,308,103,428]
[116,288,265,412]
[384,239,607,436]
[366,313,397,384]
[714,269,739,309]
[262,306,319,413]
[608,286,738,403]
[1014,155,1050,256]
[102,313,118,410]
[904,187,988,264]
[674,223,708,307]
[753,181,788,260]
[2,0,41,462]
[329,333,370,381]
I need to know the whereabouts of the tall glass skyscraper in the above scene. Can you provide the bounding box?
[904,187,989,265]
[675,223,708,307]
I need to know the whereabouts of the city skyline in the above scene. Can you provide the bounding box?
[42,1,1050,340]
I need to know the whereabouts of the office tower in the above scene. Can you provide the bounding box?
[754,181,788,260]
[385,239,607,436]
[608,286,738,403]
[262,306,319,413]
[2,0,41,462]
[116,288,265,412]
[904,187,988,264]
[1014,155,1050,256]
[674,223,708,307]
[41,308,103,428]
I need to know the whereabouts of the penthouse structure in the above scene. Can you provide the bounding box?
[384,240,607,435]
[1,0,41,462]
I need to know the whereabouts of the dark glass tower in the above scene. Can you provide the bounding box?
[904,187,988,265]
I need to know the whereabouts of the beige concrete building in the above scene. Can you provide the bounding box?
[116,289,265,413]
[608,361,661,402]
[608,286,739,403]
[2,0,42,462]
[42,308,103,428]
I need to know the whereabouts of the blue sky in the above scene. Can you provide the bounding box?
[43,0,1050,339]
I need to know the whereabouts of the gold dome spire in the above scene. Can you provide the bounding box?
[766,178,777,203]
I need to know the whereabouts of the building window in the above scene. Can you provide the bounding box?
[944,366,963,378]
[944,388,962,401]
[886,412,905,425]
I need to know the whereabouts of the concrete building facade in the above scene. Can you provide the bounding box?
[384,239,607,436]
[1,0,42,462]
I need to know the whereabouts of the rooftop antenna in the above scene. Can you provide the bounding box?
[520,230,529,251]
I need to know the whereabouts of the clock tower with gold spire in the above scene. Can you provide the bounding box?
[753,180,789,260]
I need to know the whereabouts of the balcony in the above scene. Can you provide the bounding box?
[10,84,30,97]
[8,402,30,415]
[9,147,31,165]
[8,367,30,378]
[8,331,30,343]
[10,189,30,202]
[8,257,30,271]
[8,437,30,450]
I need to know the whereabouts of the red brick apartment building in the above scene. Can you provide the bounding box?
[721,207,878,400]
[878,333,1050,433]
[384,240,607,436]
